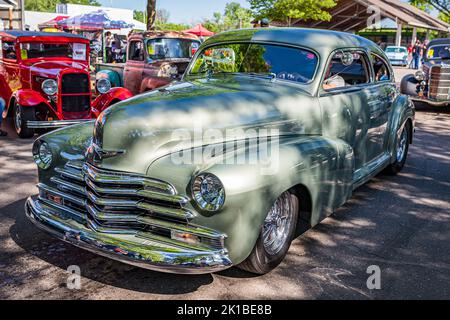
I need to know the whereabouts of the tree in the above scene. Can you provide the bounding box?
[146,0,156,30]
[25,0,100,13]
[248,0,337,25]
[409,0,449,16]
[203,2,253,32]
[156,8,170,24]
[133,10,145,23]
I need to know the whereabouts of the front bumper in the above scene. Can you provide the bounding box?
[25,196,232,274]
[27,119,92,129]
[410,96,450,106]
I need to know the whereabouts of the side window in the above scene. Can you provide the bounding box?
[128,41,144,61]
[371,54,391,82]
[2,41,17,60]
[323,50,370,91]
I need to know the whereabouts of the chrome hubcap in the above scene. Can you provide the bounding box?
[14,106,21,131]
[396,127,407,162]
[263,192,294,256]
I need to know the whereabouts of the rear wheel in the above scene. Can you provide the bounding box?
[238,191,299,275]
[13,102,35,138]
[386,122,410,175]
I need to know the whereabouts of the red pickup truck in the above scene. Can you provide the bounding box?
[0,31,133,138]
[96,31,200,95]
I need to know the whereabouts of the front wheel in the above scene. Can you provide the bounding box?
[13,102,35,139]
[386,122,411,175]
[238,191,299,275]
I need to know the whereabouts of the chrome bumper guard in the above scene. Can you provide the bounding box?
[410,97,450,106]
[25,196,232,274]
[27,119,92,129]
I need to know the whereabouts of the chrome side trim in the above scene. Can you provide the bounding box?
[27,119,92,129]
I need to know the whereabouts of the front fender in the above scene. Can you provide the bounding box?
[387,94,415,163]
[146,135,353,265]
[96,69,122,88]
[6,89,53,117]
[91,87,133,117]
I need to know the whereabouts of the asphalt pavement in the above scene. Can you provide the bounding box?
[0,68,449,299]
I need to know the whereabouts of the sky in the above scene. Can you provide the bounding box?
[98,0,250,24]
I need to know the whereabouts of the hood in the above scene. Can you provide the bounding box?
[93,75,321,174]
[29,61,87,78]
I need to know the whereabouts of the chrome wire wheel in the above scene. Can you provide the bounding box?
[396,127,408,163]
[262,191,295,256]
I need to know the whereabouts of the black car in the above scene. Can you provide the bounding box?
[401,38,450,107]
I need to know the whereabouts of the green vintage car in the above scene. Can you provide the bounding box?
[26,28,415,275]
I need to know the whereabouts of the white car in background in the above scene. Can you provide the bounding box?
[385,46,409,67]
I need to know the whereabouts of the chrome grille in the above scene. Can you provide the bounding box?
[38,162,226,251]
[429,65,450,101]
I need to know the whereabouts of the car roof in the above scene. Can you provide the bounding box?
[428,38,450,47]
[0,30,87,40]
[204,27,384,57]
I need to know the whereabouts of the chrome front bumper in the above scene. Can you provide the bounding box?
[410,97,450,106]
[27,119,92,129]
[25,196,232,274]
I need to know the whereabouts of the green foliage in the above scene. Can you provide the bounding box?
[248,0,337,24]
[203,2,253,32]
[25,0,100,13]
[133,10,145,23]
[155,22,191,31]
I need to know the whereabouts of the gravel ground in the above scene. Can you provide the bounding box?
[0,68,449,300]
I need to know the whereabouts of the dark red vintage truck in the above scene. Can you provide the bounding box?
[96,31,200,95]
[0,31,133,138]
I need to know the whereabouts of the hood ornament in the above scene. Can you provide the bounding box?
[86,143,125,164]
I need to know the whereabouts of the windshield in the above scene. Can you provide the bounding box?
[147,38,200,60]
[386,47,406,53]
[426,45,450,60]
[188,43,318,83]
[20,42,87,61]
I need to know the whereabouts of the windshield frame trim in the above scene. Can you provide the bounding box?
[183,40,320,86]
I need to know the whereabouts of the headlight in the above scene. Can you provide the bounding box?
[32,140,53,170]
[415,71,426,81]
[192,173,225,212]
[97,78,111,94]
[41,79,58,96]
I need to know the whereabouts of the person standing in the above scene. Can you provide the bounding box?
[412,40,422,70]
[407,44,413,68]
[105,31,113,63]
[0,98,7,137]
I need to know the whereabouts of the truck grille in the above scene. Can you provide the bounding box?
[61,73,91,114]
[429,65,450,101]
[37,162,226,251]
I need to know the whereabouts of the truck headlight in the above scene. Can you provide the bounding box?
[192,173,225,212]
[97,78,111,94]
[415,71,425,81]
[42,79,58,96]
[32,140,53,170]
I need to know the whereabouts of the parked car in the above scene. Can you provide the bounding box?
[26,28,415,275]
[385,46,409,66]
[401,38,450,107]
[0,31,133,138]
[96,31,201,95]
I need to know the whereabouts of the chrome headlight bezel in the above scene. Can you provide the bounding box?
[415,71,426,81]
[41,79,58,96]
[191,173,226,212]
[96,78,112,94]
[32,140,53,170]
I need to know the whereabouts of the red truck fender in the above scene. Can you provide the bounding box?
[91,87,133,118]
[5,89,54,118]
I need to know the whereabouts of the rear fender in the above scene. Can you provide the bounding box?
[91,87,133,117]
[386,94,415,163]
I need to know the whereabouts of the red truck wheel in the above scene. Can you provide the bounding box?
[13,103,35,139]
